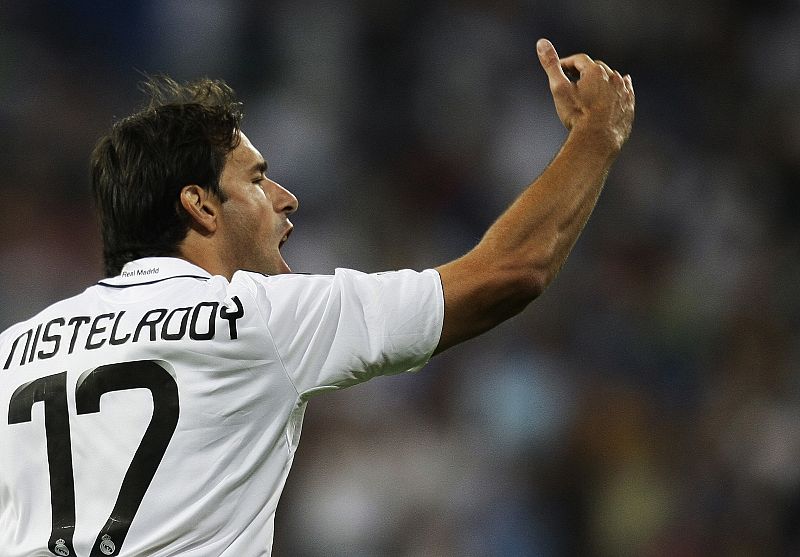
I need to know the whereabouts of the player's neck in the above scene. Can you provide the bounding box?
[177,235,234,281]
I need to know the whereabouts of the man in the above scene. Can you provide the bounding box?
[0,38,633,556]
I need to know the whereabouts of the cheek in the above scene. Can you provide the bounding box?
[223,203,258,244]
[224,192,277,242]
[235,192,268,221]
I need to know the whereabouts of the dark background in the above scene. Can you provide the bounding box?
[1,1,798,555]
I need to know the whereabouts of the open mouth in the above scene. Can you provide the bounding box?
[278,227,293,250]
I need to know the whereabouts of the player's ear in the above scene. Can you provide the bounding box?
[180,184,219,234]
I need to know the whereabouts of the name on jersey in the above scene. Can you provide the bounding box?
[2,296,244,370]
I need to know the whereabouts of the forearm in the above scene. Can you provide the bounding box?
[480,124,620,292]
[433,38,634,353]
[434,127,619,352]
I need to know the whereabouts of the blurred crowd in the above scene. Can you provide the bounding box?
[1,1,798,555]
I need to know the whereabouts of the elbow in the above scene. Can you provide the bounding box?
[501,235,564,305]
[522,269,549,301]
[497,268,548,316]
[509,247,556,300]
[519,239,565,300]
[435,255,553,352]
[528,270,549,300]
[530,262,560,298]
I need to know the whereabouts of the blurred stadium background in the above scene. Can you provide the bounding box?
[1,1,799,555]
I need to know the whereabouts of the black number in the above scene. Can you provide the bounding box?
[9,371,77,556]
[7,360,180,557]
[76,361,179,556]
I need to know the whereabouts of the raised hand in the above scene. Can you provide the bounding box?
[536,38,635,152]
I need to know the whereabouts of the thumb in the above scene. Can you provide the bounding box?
[537,38,569,88]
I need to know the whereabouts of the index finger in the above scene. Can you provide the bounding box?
[559,53,595,73]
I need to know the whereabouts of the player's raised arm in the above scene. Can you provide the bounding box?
[433,38,635,353]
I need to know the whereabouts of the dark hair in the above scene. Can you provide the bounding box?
[91,75,243,276]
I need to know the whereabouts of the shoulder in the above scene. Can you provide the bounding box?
[228,268,442,322]
[231,267,441,296]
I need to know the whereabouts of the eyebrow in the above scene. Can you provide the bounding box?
[250,160,268,174]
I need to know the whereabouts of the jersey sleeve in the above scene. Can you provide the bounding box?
[246,268,444,397]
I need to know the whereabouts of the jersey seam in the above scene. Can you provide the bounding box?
[245,276,302,400]
[247,278,305,457]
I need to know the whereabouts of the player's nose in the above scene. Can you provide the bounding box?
[269,179,299,215]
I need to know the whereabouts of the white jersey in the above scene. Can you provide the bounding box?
[0,257,443,557]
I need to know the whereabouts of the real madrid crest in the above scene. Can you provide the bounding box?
[53,538,70,556]
[99,534,116,555]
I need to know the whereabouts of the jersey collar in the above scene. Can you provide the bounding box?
[98,257,213,287]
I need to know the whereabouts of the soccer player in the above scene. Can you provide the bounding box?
[0,38,633,556]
